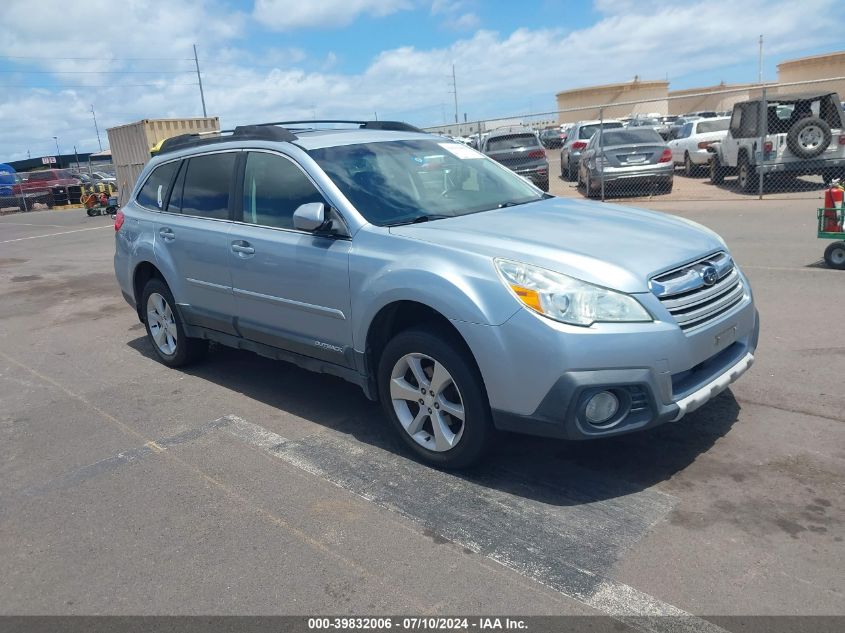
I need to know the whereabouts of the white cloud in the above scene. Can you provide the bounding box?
[430,0,479,30]
[0,0,842,162]
[253,0,412,30]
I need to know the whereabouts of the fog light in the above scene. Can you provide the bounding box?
[584,391,619,426]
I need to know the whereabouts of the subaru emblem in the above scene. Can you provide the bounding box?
[701,265,718,286]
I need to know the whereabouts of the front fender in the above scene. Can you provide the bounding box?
[350,236,521,352]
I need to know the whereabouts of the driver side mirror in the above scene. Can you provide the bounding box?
[293,202,327,232]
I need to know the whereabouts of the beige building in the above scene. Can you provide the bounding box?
[551,50,845,124]
[776,50,845,98]
[555,78,668,124]
[667,82,760,115]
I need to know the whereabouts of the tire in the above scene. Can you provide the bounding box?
[662,177,674,194]
[86,208,97,217]
[538,179,549,193]
[141,278,208,367]
[786,116,831,159]
[824,242,845,270]
[683,153,696,177]
[567,159,576,182]
[377,327,494,469]
[737,152,757,193]
[709,155,725,184]
[584,172,598,198]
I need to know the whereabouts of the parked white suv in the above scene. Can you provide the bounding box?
[709,91,845,191]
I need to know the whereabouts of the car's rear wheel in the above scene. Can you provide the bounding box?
[378,328,493,469]
[142,279,208,367]
[709,156,725,184]
[824,242,845,270]
[538,178,549,193]
[737,153,757,193]
[567,159,576,182]
[683,153,696,177]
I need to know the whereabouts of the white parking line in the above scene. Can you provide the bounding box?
[221,415,728,633]
[0,225,112,244]
[0,222,65,228]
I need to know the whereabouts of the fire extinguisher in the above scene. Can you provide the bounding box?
[823,185,844,232]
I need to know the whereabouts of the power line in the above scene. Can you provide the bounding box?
[0,83,200,88]
[0,55,194,61]
[0,69,194,74]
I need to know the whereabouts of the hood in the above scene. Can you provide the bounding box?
[389,197,725,293]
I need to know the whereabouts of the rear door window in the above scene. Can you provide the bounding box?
[136,161,180,210]
[178,153,237,220]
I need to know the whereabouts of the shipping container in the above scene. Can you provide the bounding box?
[106,117,220,206]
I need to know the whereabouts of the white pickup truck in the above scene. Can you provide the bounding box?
[709,91,845,192]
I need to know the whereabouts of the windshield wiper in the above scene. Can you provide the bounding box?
[387,214,451,227]
[497,199,537,208]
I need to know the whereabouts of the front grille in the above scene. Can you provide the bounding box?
[650,252,746,332]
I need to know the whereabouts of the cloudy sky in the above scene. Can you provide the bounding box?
[0,0,841,161]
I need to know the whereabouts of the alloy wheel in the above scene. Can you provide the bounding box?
[146,292,178,356]
[389,352,465,452]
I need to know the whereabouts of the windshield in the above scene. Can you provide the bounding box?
[308,139,544,226]
[486,134,540,151]
[579,122,622,139]
[696,119,729,133]
[601,129,663,145]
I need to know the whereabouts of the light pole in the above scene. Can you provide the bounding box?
[91,105,103,151]
[53,136,61,168]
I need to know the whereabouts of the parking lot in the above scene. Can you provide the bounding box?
[1,189,843,628]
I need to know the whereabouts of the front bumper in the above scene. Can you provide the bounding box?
[453,286,759,441]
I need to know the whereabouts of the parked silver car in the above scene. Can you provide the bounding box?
[480,127,549,191]
[578,128,674,197]
[114,120,758,468]
[560,120,624,181]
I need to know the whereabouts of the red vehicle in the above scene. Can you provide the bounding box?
[11,168,81,210]
[12,168,80,195]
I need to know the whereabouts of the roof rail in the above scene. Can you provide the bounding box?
[248,119,425,133]
[155,119,424,156]
[156,125,299,155]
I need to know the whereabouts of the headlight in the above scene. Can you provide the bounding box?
[495,259,652,327]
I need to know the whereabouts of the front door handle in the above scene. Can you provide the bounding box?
[159,227,175,241]
[231,241,255,256]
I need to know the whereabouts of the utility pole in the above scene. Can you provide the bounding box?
[53,136,61,168]
[193,44,207,117]
[91,104,102,151]
[451,64,459,124]
[758,34,763,84]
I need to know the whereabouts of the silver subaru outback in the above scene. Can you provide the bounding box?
[114,120,758,468]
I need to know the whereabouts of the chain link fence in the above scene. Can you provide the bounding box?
[425,76,845,204]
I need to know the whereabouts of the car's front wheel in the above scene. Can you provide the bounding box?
[141,278,208,367]
[378,328,493,469]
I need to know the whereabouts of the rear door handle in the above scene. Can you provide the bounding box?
[231,241,255,256]
[159,227,175,241]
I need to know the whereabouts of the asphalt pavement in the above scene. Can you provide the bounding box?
[0,181,843,629]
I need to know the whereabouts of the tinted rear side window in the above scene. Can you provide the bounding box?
[137,161,180,210]
[179,153,236,220]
